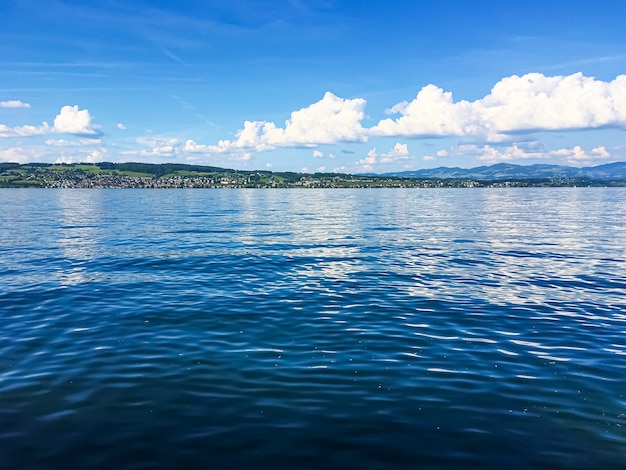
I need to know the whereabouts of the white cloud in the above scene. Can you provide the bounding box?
[316,166,326,172]
[470,143,613,166]
[0,100,30,108]
[258,92,367,146]
[0,123,51,138]
[1,105,100,139]
[373,84,482,138]
[183,139,252,161]
[356,149,379,172]
[53,105,100,136]
[372,72,626,141]
[192,92,368,157]
[47,139,107,164]
[355,143,411,172]
[548,145,611,166]
[157,74,626,164]
[379,142,410,163]
[55,149,106,165]
[0,147,35,163]
[85,149,105,162]
[117,123,127,130]
[423,149,449,162]
[45,138,102,147]
[122,137,181,158]
[54,156,74,164]
[312,150,337,159]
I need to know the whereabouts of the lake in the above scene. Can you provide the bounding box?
[1,188,625,469]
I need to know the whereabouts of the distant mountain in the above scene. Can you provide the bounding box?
[382,162,626,180]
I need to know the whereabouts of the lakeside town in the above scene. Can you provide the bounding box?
[1,162,625,189]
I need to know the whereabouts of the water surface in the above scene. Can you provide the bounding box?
[1,188,625,469]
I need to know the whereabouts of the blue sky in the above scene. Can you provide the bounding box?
[2,0,626,173]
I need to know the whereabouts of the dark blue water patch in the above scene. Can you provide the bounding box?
[58,224,98,230]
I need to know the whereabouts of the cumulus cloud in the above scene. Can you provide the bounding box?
[467,143,613,166]
[356,143,411,172]
[548,145,611,166]
[374,85,482,138]
[53,105,100,136]
[372,72,626,141]
[170,75,626,164]
[186,92,368,158]
[379,143,410,163]
[1,105,100,139]
[268,92,367,145]
[117,123,127,130]
[357,150,378,172]
[0,100,30,108]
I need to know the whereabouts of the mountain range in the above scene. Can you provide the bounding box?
[381,162,626,180]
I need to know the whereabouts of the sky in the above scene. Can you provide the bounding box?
[2,0,626,173]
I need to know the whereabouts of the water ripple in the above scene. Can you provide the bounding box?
[1,188,625,468]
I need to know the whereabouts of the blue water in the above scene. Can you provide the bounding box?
[1,188,625,469]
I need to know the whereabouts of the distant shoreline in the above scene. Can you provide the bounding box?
[2,162,626,189]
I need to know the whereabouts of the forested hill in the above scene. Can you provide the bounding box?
[2,161,626,188]
[383,162,626,180]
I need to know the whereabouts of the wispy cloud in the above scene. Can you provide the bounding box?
[0,146,41,163]
[161,48,187,66]
[121,137,181,159]
[0,100,30,108]
[543,53,626,71]
[0,123,50,138]
[45,138,103,147]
